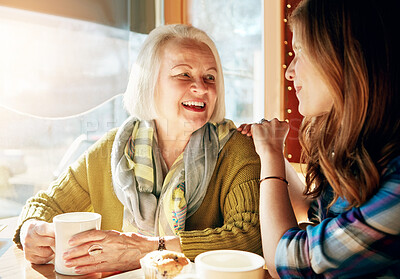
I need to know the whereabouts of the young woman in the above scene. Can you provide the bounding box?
[16,24,262,274]
[239,0,400,277]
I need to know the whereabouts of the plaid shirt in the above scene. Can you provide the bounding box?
[276,156,400,279]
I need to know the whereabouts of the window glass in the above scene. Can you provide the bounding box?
[0,97,130,218]
[0,5,147,218]
[189,0,263,125]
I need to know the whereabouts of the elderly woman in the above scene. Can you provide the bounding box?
[14,24,261,274]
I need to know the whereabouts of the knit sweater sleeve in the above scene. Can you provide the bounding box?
[179,132,262,260]
[13,165,92,245]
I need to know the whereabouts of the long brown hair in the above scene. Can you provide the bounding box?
[290,0,400,207]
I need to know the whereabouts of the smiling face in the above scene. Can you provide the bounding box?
[285,29,334,117]
[155,38,218,136]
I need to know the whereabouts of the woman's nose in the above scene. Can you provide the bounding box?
[285,60,295,81]
[191,79,208,94]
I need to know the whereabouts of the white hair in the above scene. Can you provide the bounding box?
[123,24,225,122]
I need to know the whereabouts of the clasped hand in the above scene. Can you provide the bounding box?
[20,219,153,274]
[63,229,148,274]
[238,118,289,158]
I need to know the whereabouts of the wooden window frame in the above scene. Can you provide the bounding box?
[163,0,190,24]
[167,0,303,163]
[264,0,302,163]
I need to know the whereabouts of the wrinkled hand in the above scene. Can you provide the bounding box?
[63,230,155,274]
[238,118,289,158]
[20,219,55,264]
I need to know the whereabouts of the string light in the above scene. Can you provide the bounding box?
[285,1,301,162]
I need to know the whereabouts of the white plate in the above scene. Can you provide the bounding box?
[106,262,198,279]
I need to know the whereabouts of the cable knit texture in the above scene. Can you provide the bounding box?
[14,129,261,261]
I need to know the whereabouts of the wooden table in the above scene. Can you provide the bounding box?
[0,217,272,279]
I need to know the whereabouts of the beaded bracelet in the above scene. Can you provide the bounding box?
[259,176,289,186]
[158,236,166,251]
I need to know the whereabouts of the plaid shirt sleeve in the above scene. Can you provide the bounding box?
[275,157,400,279]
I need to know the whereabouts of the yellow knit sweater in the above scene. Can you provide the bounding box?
[14,129,261,260]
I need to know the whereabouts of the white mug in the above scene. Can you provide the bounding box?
[195,250,265,279]
[53,212,101,275]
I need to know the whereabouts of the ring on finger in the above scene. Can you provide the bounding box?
[88,244,103,256]
[259,118,267,124]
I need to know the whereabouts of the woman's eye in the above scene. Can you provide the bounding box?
[204,74,216,83]
[180,73,190,78]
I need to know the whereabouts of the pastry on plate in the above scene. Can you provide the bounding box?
[140,250,190,279]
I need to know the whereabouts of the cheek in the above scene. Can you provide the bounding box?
[209,90,218,110]
[322,92,334,111]
[210,85,218,100]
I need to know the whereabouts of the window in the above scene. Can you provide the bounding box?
[0,4,147,218]
[0,0,265,218]
[189,0,264,125]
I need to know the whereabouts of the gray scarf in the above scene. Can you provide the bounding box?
[111,117,236,236]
